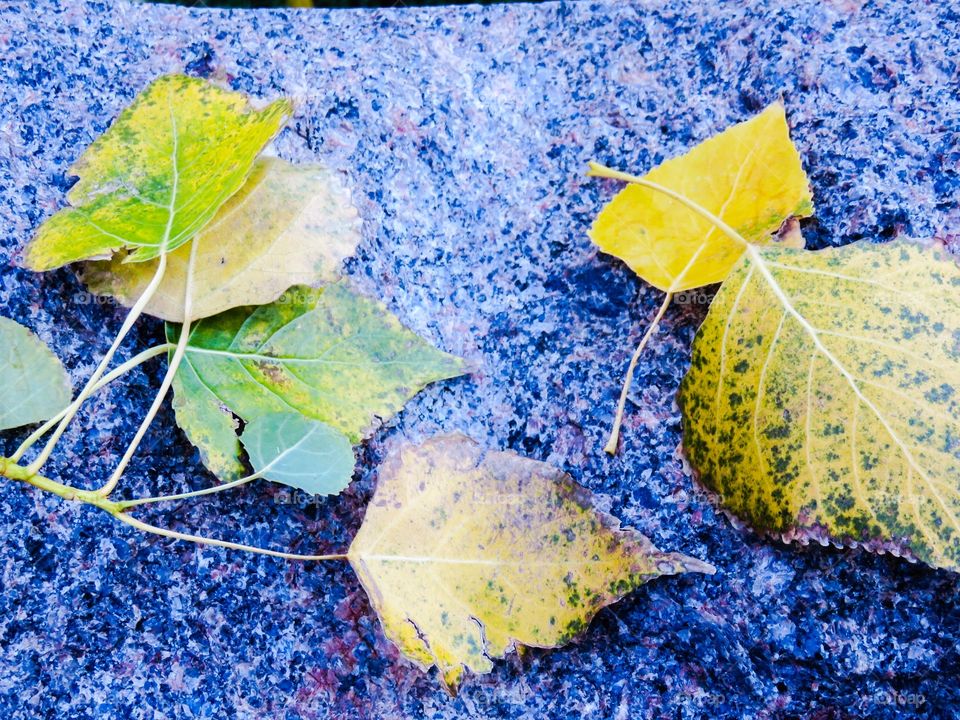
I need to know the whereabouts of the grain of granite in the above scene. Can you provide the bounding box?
[1,0,959,718]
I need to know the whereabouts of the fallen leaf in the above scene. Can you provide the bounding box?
[168,281,466,479]
[680,239,960,571]
[24,75,291,271]
[80,158,361,321]
[241,412,355,495]
[589,103,813,292]
[348,434,714,693]
[0,317,72,430]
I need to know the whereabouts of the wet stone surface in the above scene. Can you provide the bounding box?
[0,0,959,717]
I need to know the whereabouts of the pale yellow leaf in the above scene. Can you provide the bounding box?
[80,158,361,321]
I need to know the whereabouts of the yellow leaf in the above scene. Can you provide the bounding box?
[589,103,813,292]
[348,434,713,693]
[680,239,960,571]
[24,75,291,271]
[80,158,361,321]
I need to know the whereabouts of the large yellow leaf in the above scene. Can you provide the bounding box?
[589,103,813,292]
[680,239,960,571]
[24,75,291,270]
[348,434,713,693]
[80,158,361,321]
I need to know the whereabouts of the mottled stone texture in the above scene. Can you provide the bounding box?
[0,0,958,718]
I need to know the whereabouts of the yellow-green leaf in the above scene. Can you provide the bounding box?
[0,317,72,430]
[168,282,466,480]
[24,75,291,271]
[79,158,361,322]
[680,239,960,571]
[589,103,813,292]
[348,434,714,693]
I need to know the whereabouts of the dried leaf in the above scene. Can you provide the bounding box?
[0,318,72,430]
[589,103,813,292]
[241,412,354,495]
[24,75,291,270]
[680,239,960,570]
[168,282,465,480]
[349,434,714,693]
[80,158,361,321]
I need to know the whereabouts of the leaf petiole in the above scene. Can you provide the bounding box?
[10,343,175,463]
[99,236,201,497]
[589,161,752,454]
[604,292,673,454]
[116,473,261,509]
[113,513,348,562]
[0,457,347,562]
[0,457,121,513]
[28,254,170,474]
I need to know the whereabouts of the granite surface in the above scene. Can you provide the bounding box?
[1,0,959,718]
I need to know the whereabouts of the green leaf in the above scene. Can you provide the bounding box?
[24,75,291,271]
[680,239,960,571]
[168,281,466,479]
[241,412,355,495]
[80,158,362,322]
[349,434,713,693]
[0,317,72,430]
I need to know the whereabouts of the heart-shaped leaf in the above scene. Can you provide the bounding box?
[241,412,355,495]
[680,239,960,570]
[80,158,361,321]
[349,434,714,693]
[168,282,466,479]
[0,317,72,430]
[589,103,813,292]
[24,75,291,270]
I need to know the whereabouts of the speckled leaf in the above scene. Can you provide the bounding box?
[80,158,361,321]
[589,103,813,292]
[168,282,465,480]
[348,434,714,693]
[240,412,355,495]
[0,318,72,430]
[680,239,960,571]
[24,74,291,270]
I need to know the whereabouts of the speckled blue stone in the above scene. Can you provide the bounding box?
[1,0,959,718]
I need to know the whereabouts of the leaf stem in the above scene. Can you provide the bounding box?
[604,292,673,454]
[117,473,261,509]
[0,457,122,513]
[11,344,174,463]
[28,255,169,474]
[113,513,349,562]
[0,457,347,562]
[589,160,754,455]
[99,238,200,496]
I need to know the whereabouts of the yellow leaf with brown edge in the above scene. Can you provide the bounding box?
[80,158,362,322]
[348,434,714,693]
[589,102,813,292]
